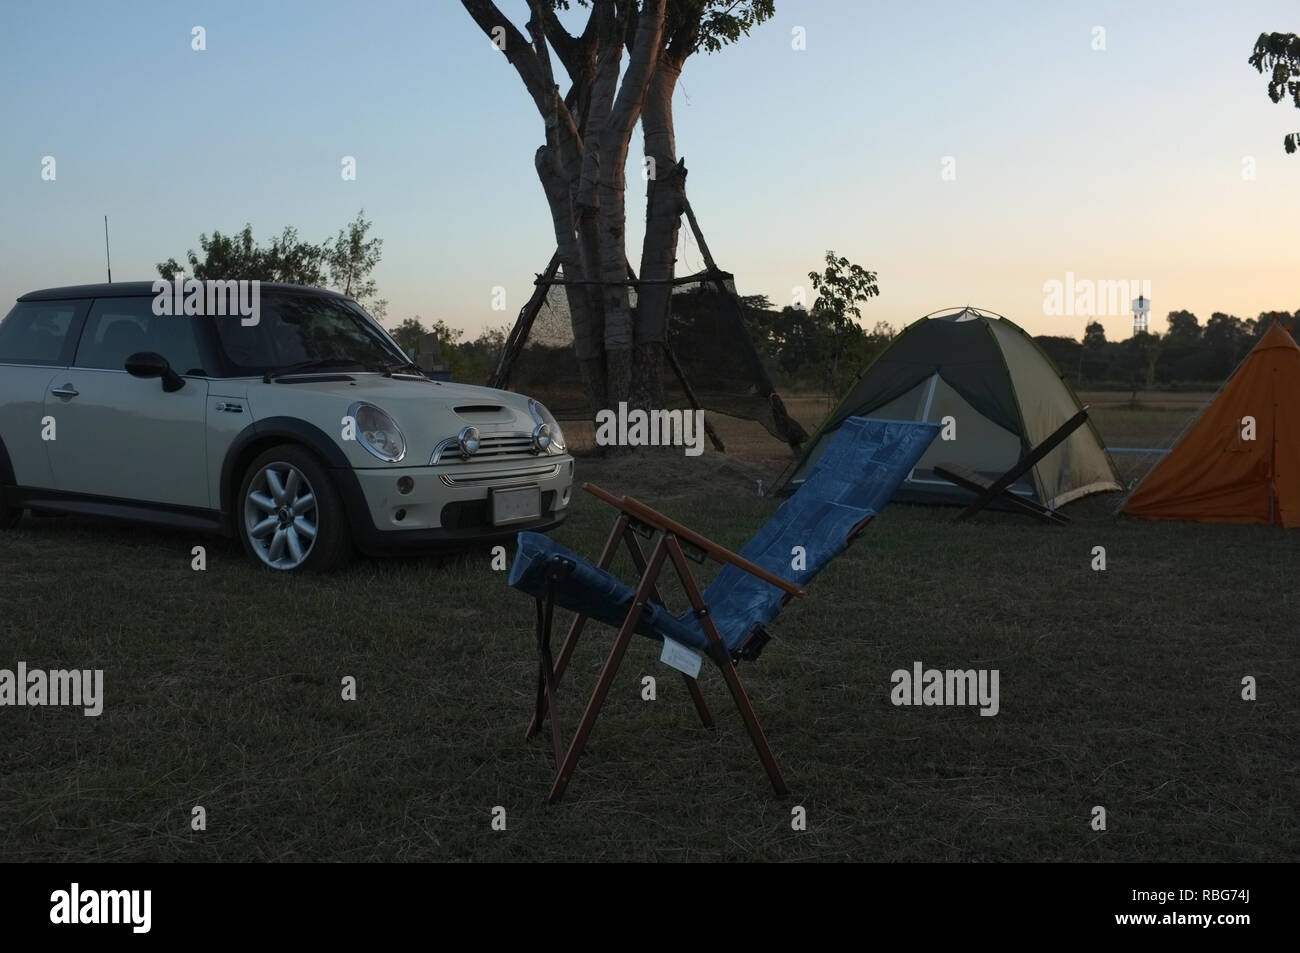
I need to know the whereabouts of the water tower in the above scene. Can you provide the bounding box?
[1132,294,1150,335]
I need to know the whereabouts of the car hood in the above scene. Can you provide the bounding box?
[233,373,557,466]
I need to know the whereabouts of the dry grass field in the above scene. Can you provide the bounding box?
[2,391,1295,862]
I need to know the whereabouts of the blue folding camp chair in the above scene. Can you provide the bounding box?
[509,416,939,802]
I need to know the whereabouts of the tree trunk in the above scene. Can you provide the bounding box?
[633,56,686,411]
[596,0,665,412]
[462,0,668,429]
[536,139,607,415]
[569,4,621,412]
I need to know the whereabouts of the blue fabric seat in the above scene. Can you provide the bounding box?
[508,417,939,654]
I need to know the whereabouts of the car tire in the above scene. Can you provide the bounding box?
[0,500,20,529]
[237,444,351,572]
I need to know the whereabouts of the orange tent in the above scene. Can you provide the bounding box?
[1123,323,1300,527]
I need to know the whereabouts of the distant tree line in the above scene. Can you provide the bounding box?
[1035,311,1299,389]
[386,306,1298,396]
[388,316,508,383]
[741,304,1300,395]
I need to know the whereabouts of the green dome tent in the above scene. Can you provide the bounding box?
[785,307,1121,508]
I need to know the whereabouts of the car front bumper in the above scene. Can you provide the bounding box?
[334,455,574,555]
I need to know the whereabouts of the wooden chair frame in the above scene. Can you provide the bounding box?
[525,483,873,803]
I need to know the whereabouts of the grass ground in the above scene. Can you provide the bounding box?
[1,397,1295,861]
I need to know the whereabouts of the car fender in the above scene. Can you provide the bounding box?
[219,416,369,536]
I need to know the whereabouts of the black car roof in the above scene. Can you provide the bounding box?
[17,281,352,302]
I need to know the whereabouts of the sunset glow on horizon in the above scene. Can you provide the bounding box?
[2,0,1296,342]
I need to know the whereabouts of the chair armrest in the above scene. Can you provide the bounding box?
[584,483,805,599]
[847,514,875,543]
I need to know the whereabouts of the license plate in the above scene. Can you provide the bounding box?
[490,486,541,526]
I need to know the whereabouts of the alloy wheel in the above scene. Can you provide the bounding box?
[243,462,319,570]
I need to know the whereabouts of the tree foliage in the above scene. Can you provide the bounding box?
[326,211,387,318]
[806,251,881,394]
[1248,31,1300,154]
[157,211,386,317]
[158,225,325,286]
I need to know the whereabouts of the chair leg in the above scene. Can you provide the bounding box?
[664,536,789,796]
[549,537,669,803]
[532,599,550,733]
[532,594,565,764]
[525,514,630,740]
[682,674,714,728]
[621,527,715,730]
[713,654,789,796]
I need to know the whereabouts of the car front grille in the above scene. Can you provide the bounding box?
[430,431,537,465]
[439,463,561,487]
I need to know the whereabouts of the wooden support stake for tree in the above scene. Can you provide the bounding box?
[488,251,561,390]
[666,344,725,453]
[681,193,806,453]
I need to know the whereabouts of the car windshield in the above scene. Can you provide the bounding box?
[212,293,410,375]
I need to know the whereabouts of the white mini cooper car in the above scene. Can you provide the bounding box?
[0,282,574,571]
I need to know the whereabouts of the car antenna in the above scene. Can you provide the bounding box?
[103,215,112,283]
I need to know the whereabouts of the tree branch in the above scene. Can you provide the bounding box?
[577,0,621,209]
[605,0,666,145]
[665,15,702,68]
[460,0,551,113]
[537,2,582,79]
[525,1,556,92]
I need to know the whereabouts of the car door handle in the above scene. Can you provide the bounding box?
[51,384,79,398]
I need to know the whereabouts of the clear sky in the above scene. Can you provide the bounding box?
[2,0,1297,343]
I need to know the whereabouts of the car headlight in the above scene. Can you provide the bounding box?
[457,426,481,458]
[349,402,406,463]
[529,400,565,453]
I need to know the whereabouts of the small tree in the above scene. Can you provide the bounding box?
[1080,321,1108,384]
[1204,313,1248,379]
[1129,330,1163,389]
[1164,310,1201,346]
[326,210,387,318]
[808,251,879,396]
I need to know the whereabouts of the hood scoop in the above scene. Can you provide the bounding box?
[454,404,515,426]
[271,374,356,384]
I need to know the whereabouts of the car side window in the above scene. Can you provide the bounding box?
[0,299,83,365]
[75,297,206,375]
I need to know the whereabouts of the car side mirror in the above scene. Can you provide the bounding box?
[125,351,185,392]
